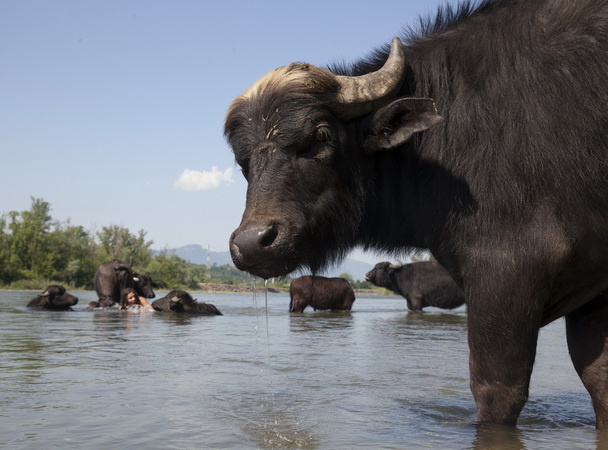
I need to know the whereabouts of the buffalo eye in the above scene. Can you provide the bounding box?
[314,124,331,143]
[299,124,334,160]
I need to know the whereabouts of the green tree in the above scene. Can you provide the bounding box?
[185,264,208,289]
[339,272,372,289]
[0,197,296,289]
[209,264,257,284]
[96,225,153,268]
[145,253,190,289]
[48,222,97,287]
[339,273,354,284]
[0,198,167,289]
[6,197,54,278]
[0,213,17,283]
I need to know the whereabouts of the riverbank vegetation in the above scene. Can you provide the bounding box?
[0,198,375,292]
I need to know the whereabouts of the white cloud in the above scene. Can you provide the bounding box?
[174,167,234,192]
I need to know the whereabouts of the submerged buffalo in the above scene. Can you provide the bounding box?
[91,260,156,308]
[289,276,355,313]
[365,261,464,311]
[225,0,608,428]
[27,285,79,311]
[152,290,222,315]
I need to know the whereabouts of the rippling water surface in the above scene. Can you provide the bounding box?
[0,290,604,448]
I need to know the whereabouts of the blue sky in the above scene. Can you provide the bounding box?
[1,0,460,265]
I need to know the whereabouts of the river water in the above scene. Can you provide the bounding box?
[0,289,605,449]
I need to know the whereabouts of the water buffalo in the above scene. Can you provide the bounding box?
[152,290,222,315]
[289,276,355,313]
[92,260,156,308]
[27,285,79,311]
[224,0,608,428]
[365,261,464,311]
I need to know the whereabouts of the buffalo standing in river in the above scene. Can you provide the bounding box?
[224,0,608,428]
[289,276,355,313]
[365,261,465,311]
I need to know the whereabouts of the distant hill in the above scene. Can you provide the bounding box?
[153,244,232,266]
[152,244,374,281]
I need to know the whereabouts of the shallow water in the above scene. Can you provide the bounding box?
[0,290,603,449]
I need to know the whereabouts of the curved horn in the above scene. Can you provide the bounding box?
[333,37,407,118]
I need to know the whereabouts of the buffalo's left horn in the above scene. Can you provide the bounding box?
[333,37,407,118]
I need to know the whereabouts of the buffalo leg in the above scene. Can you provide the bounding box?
[406,294,423,311]
[566,295,608,429]
[467,292,541,426]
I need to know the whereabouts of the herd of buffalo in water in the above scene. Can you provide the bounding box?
[25,258,464,314]
[22,0,608,430]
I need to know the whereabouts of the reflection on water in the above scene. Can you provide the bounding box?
[0,291,601,448]
[472,424,526,450]
[289,311,354,333]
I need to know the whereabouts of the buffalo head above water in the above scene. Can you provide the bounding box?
[225,38,443,279]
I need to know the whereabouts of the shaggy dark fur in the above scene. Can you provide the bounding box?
[225,0,608,428]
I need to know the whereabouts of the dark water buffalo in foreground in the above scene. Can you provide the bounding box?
[152,290,222,315]
[27,285,79,311]
[225,0,608,428]
[289,276,355,313]
[91,260,156,308]
[365,261,464,311]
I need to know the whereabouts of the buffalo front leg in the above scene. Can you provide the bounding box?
[467,294,541,426]
[566,295,608,429]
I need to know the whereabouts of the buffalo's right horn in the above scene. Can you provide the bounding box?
[332,37,407,119]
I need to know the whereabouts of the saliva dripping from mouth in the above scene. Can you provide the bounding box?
[250,276,271,357]
[264,278,270,356]
[250,276,278,435]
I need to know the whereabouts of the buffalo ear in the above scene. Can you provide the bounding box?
[364,98,443,151]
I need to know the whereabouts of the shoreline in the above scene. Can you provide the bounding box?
[1,285,387,296]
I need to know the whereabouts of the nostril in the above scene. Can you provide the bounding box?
[232,225,279,257]
[259,226,278,248]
